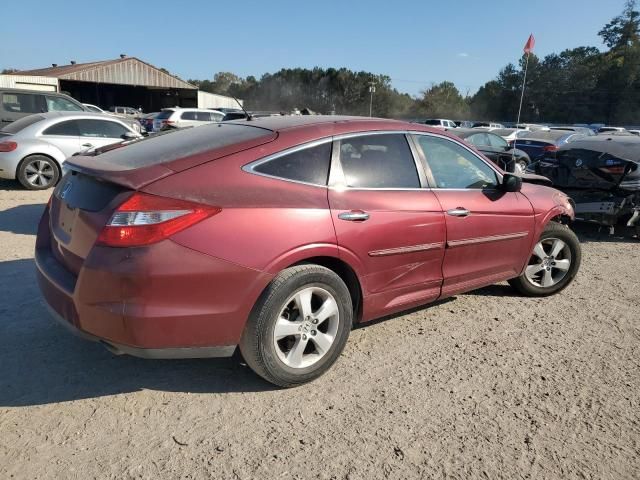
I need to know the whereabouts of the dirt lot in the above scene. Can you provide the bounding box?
[0,180,638,480]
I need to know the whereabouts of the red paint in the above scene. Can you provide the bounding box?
[36,117,574,352]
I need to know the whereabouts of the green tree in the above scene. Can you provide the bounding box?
[414,81,469,119]
[598,0,640,123]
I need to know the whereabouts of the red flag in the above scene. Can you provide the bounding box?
[524,34,535,54]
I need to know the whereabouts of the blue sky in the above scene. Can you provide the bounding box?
[1,0,624,96]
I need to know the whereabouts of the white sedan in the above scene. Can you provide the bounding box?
[0,112,141,189]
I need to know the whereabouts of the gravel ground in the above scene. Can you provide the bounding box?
[0,180,638,480]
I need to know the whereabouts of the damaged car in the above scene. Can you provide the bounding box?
[528,136,640,235]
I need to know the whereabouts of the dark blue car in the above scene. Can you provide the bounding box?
[510,130,587,161]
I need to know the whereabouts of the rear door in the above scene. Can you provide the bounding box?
[412,133,535,298]
[328,132,446,320]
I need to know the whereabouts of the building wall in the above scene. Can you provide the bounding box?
[0,75,58,92]
[197,91,243,109]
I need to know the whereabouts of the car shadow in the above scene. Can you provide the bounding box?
[0,179,23,191]
[0,258,274,407]
[0,203,46,235]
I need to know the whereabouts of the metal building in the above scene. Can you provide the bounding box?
[7,55,240,112]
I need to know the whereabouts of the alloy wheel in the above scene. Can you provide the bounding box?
[524,237,572,288]
[24,160,55,188]
[273,286,340,369]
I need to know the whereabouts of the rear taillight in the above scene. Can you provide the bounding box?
[0,141,17,152]
[97,192,220,247]
[542,145,559,152]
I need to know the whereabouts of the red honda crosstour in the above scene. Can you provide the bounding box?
[36,116,580,387]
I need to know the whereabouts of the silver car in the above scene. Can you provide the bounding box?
[152,108,224,132]
[0,112,141,189]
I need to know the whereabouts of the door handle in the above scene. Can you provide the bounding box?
[446,208,470,217]
[81,143,93,148]
[338,210,370,222]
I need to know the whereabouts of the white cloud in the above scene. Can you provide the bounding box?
[457,52,469,58]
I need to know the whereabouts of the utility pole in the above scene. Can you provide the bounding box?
[368,81,376,117]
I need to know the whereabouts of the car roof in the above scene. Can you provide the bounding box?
[35,111,126,120]
[162,107,222,112]
[446,127,500,138]
[519,130,573,142]
[560,136,640,163]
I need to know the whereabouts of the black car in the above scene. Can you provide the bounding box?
[446,128,531,173]
[528,136,640,234]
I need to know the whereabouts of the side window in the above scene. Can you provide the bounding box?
[253,142,332,185]
[210,112,224,122]
[45,96,83,112]
[77,119,129,138]
[2,93,42,113]
[42,120,80,136]
[181,111,197,120]
[415,135,498,189]
[339,133,420,188]
[487,133,508,148]
[467,133,489,146]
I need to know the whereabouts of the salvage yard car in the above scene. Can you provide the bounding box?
[35,116,581,387]
[529,135,640,235]
[0,112,142,189]
[446,127,531,173]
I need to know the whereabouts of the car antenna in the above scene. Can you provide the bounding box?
[232,95,252,121]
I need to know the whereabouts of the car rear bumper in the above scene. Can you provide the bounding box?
[35,207,273,357]
[43,302,236,358]
[0,151,20,179]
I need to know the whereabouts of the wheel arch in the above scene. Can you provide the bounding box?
[18,151,63,173]
[289,255,364,323]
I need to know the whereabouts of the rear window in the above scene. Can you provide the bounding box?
[90,123,274,170]
[253,142,332,185]
[1,114,46,133]
[423,119,441,126]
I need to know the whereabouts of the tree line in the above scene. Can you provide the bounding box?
[187,1,640,125]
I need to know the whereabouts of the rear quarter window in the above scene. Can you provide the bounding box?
[252,141,332,185]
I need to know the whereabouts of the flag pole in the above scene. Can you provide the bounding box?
[515,52,530,131]
[513,34,534,167]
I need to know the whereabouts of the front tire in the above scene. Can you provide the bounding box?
[239,265,353,387]
[17,155,60,190]
[509,222,581,296]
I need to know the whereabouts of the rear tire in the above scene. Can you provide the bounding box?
[17,155,60,190]
[239,265,353,388]
[509,222,581,296]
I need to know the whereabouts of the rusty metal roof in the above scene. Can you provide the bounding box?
[14,57,196,90]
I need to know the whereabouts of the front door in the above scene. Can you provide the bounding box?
[412,133,535,297]
[328,132,446,321]
[76,119,131,151]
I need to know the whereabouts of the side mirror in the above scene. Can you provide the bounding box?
[121,131,138,140]
[501,173,522,192]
